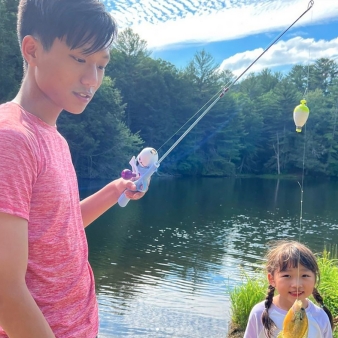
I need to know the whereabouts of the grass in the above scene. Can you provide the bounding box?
[229,249,338,337]
[229,272,267,330]
[315,250,338,318]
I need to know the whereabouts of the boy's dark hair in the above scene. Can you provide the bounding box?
[17,0,117,55]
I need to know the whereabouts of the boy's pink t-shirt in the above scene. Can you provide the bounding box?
[0,102,98,338]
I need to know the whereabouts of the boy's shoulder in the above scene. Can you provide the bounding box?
[0,101,40,148]
[0,101,27,129]
[0,101,53,136]
[1,101,22,115]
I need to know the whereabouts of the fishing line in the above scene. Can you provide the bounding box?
[296,0,314,303]
[296,123,307,302]
[172,109,239,162]
[157,78,235,154]
[157,0,315,165]
[297,42,312,243]
[118,0,315,208]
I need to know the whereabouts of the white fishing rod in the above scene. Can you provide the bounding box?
[118,0,315,207]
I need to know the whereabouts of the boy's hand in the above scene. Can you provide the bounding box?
[118,178,147,201]
[81,177,149,227]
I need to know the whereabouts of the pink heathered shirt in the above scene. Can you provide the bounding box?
[0,102,98,338]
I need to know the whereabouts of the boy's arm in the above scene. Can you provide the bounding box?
[80,178,145,227]
[0,212,55,338]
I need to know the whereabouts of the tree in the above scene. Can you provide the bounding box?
[170,50,241,176]
[234,92,264,174]
[310,58,338,95]
[0,0,22,103]
[107,29,177,148]
[106,29,149,128]
[184,49,221,98]
[288,64,310,93]
[58,77,143,178]
[113,27,150,58]
[238,73,264,100]
[257,69,283,93]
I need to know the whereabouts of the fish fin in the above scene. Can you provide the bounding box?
[301,310,309,338]
[276,332,283,338]
[302,327,308,338]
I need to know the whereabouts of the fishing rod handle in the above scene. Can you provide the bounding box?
[118,162,160,207]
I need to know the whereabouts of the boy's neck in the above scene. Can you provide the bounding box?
[13,73,62,126]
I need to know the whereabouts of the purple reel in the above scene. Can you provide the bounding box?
[121,169,138,180]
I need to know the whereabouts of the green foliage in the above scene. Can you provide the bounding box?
[106,30,176,148]
[2,8,338,178]
[314,249,338,317]
[57,77,143,178]
[0,0,22,102]
[113,27,150,58]
[229,272,267,330]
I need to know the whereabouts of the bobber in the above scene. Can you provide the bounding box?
[293,99,309,133]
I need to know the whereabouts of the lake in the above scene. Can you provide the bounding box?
[82,177,338,337]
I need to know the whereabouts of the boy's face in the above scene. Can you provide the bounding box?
[33,38,110,114]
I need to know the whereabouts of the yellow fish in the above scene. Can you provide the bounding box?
[277,299,308,338]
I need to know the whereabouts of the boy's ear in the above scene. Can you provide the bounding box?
[21,35,40,67]
[267,273,275,287]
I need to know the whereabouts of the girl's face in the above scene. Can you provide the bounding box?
[268,263,316,310]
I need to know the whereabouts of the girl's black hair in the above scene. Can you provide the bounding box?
[312,287,334,329]
[18,0,117,55]
[262,285,276,338]
[261,240,334,337]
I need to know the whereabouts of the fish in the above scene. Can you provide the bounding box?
[277,299,308,338]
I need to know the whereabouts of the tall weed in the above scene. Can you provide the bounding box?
[230,273,267,330]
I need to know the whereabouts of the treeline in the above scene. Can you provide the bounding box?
[1,0,338,179]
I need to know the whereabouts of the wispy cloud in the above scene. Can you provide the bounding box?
[104,0,338,74]
[219,37,338,75]
[106,0,338,50]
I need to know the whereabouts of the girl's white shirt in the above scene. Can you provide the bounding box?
[243,299,333,338]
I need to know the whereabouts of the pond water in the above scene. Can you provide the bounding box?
[82,177,338,337]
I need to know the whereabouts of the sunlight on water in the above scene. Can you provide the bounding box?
[98,265,229,337]
[82,177,338,337]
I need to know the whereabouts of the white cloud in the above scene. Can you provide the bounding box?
[105,0,338,50]
[105,0,338,75]
[219,36,338,75]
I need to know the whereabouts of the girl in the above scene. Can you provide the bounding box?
[244,240,334,338]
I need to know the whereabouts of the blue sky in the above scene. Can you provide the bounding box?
[104,0,338,76]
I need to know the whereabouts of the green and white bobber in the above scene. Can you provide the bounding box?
[293,99,310,133]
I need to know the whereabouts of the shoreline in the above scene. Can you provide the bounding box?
[227,323,245,338]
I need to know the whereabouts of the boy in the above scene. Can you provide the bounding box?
[0,0,143,337]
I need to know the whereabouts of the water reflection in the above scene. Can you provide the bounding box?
[82,177,338,337]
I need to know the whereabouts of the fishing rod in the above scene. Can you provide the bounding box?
[118,0,315,207]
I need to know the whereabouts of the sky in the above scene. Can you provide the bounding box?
[103,0,338,76]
